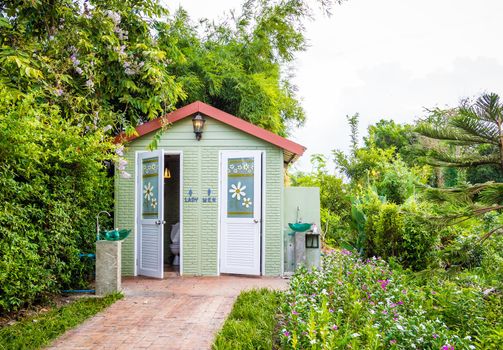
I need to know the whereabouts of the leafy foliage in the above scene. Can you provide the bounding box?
[279,250,475,349]
[417,93,503,172]
[213,289,282,350]
[0,89,114,314]
[364,119,420,166]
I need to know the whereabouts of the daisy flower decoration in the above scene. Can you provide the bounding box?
[229,182,246,201]
[242,197,252,208]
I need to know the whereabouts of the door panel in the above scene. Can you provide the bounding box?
[138,151,164,278]
[220,151,262,275]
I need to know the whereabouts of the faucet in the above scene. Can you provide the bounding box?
[296,206,302,223]
[96,211,111,241]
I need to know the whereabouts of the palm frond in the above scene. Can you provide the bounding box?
[450,114,499,144]
[470,93,503,124]
[415,122,491,145]
[420,148,500,168]
[477,183,503,205]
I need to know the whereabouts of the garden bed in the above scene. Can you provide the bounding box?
[278,250,501,349]
[0,293,122,350]
[213,288,282,350]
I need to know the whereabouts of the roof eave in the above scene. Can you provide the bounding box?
[114,101,306,158]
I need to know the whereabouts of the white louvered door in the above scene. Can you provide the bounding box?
[220,151,262,275]
[137,151,164,279]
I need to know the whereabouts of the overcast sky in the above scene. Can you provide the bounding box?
[169,0,503,171]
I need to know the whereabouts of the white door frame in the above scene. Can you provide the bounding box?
[218,150,265,276]
[134,150,183,276]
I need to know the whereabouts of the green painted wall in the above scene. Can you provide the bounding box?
[115,117,284,276]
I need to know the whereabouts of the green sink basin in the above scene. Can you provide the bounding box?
[288,223,312,232]
[100,229,131,241]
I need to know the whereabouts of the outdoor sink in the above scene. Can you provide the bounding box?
[288,222,312,232]
[100,228,131,241]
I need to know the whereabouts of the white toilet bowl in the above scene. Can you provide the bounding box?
[169,223,180,266]
[170,242,180,265]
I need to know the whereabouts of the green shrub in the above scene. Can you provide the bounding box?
[213,289,281,350]
[349,189,439,270]
[375,159,415,204]
[0,91,114,314]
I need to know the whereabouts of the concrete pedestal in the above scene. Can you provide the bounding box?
[294,232,306,268]
[95,240,121,296]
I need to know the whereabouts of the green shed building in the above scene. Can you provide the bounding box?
[114,101,316,278]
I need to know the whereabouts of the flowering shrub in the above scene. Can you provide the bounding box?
[279,250,474,349]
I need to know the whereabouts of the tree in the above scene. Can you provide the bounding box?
[364,119,419,166]
[417,93,503,241]
[416,93,503,174]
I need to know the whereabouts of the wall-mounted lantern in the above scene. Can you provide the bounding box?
[305,232,320,249]
[305,224,320,249]
[192,113,206,141]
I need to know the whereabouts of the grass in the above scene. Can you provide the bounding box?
[213,288,282,350]
[0,293,123,350]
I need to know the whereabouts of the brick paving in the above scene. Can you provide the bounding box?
[47,274,288,350]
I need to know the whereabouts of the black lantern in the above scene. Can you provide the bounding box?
[305,232,320,249]
[192,113,205,141]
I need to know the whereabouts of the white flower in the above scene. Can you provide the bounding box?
[242,197,252,208]
[103,125,112,133]
[85,79,94,89]
[120,171,131,179]
[115,145,124,157]
[396,324,404,331]
[229,182,246,200]
[144,182,154,201]
[151,197,157,209]
[117,158,128,171]
[351,333,360,338]
[105,10,121,25]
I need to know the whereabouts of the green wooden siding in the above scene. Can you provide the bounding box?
[115,117,284,276]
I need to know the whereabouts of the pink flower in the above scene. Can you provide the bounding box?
[441,345,454,350]
[332,324,338,330]
[390,339,397,345]
[292,310,299,315]
[433,334,439,339]
[283,330,290,337]
[377,279,390,290]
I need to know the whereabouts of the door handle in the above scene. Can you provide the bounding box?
[155,220,166,225]
[253,219,259,223]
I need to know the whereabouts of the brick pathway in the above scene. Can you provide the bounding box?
[47,275,288,350]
